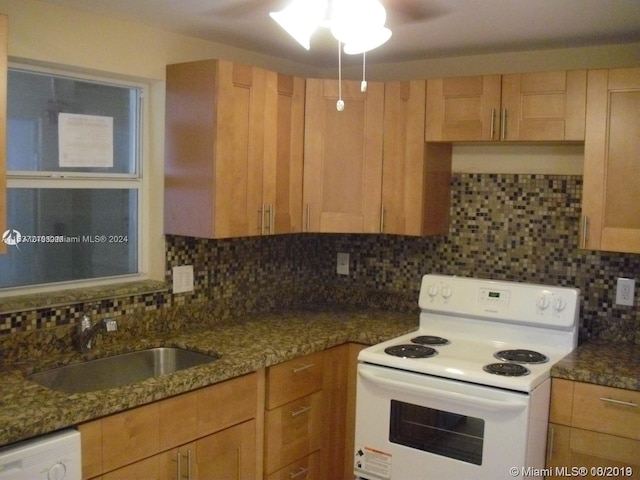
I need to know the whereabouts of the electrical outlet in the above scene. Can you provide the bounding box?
[337,253,350,275]
[615,278,635,306]
[173,265,194,293]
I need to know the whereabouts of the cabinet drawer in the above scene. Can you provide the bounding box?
[197,372,258,437]
[101,401,160,473]
[572,383,640,440]
[264,391,323,474]
[266,450,321,480]
[266,351,323,409]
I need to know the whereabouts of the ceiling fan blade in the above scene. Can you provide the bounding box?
[204,0,286,17]
[383,0,449,25]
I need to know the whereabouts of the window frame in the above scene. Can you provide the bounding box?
[1,62,150,295]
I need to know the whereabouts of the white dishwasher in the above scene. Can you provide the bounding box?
[0,429,81,480]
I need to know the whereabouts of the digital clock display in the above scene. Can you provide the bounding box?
[488,291,500,298]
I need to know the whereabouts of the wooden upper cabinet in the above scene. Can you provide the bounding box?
[426,75,501,141]
[164,59,304,239]
[383,80,451,236]
[426,70,586,142]
[502,70,586,141]
[303,78,384,233]
[0,15,7,254]
[582,68,640,254]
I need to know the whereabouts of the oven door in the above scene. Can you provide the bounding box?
[354,362,547,480]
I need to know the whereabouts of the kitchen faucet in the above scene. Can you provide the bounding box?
[77,313,118,353]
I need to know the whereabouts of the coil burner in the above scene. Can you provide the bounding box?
[483,362,530,377]
[494,349,548,364]
[384,344,438,359]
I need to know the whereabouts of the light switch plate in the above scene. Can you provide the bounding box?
[337,253,350,275]
[615,277,635,306]
[173,265,194,293]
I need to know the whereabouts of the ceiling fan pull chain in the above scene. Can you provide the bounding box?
[361,51,367,92]
[337,39,345,111]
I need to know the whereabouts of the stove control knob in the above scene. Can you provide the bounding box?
[441,285,453,299]
[536,295,550,311]
[427,284,439,298]
[553,297,567,312]
[48,462,67,480]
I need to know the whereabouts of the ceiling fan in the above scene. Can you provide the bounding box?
[206,0,436,25]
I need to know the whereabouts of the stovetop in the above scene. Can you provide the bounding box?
[358,275,580,393]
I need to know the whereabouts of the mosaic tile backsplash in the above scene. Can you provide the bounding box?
[2,173,639,344]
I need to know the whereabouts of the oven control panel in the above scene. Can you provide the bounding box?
[419,274,579,329]
[478,287,510,307]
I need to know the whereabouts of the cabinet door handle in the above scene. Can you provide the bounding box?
[291,405,312,417]
[263,204,271,235]
[581,215,589,248]
[290,466,310,479]
[501,108,507,140]
[292,363,315,373]
[187,449,192,480]
[599,397,638,408]
[490,108,496,140]
[270,204,275,234]
[258,207,264,234]
[380,205,385,233]
[547,425,555,462]
[305,203,311,232]
[175,450,192,480]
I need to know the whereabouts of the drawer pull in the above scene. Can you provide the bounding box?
[292,363,315,374]
[290,466,310,479]
[291,405,312,417]
[599,397,638,408]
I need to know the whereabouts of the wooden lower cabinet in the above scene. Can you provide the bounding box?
[547,379,640,479]
[79,345,365,480]
[79,372,260,480]
[265,450,321,480]
[264,344,364,480]
[547,423,640,479]
[104,421,256,480]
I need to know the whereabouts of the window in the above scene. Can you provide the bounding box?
[0,67,143,290]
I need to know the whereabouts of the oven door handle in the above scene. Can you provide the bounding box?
[359,366,528,412]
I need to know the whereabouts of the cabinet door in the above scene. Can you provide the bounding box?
[164,60,276,239]
[426,75,501,141]
[546,424,640,480]
[195,420,257,479]
[0,15,7,255]
[215,61,267,238]
[303,78,384,233]
[262,73,305,235]
[264,391,323,474]
[384,80,451,236]
[582,68,640,253]
[501,70,586,141]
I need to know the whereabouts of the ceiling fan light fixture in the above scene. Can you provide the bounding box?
[329,0,387,43]
[269,0,327,50]
[343,26,392,54]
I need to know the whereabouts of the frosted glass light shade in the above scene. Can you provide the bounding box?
[343,26,392,54]
[329,0,391,53]
[269,0,327,50]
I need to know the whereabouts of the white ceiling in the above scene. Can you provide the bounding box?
[38,0,640,68]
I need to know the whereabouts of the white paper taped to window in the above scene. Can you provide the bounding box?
[58,113,114,168]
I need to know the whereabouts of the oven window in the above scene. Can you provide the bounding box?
[390,400,485,465]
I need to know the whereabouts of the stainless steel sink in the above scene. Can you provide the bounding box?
[27,347,219,394]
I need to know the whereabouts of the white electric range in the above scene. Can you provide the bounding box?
[354,274,580,480]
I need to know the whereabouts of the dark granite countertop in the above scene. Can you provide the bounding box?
[551,339,640,391]
[0,309,417,447]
